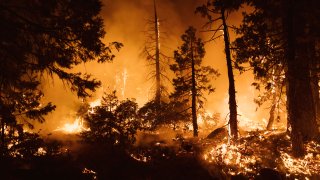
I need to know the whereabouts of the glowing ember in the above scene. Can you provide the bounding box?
[82,168,97,179]
[55,117,88,134]
[204,143,248,170]
[35,147,47,156]
[280,142,320,176]
[202,131,320,178]
[130,153,150,163]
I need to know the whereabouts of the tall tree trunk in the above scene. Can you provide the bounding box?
[267,70,281,130]
[0,117,4,156]
[293,12,318,140]
[285,0,318,157]
[309,39,320,128]
[221,8,238,140]
[154,0,161,106]
[0,84,5,156]
[311,66,320,127]
[285,0,304,157]
[191,41,198,137]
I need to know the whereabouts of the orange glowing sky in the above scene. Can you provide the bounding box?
[37,0,269,133]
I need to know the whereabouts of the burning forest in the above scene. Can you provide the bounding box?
[0,0,319,179]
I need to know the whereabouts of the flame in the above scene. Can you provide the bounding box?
[202,131,320,177]
[114,68,128,99]
[237,108,267,131]
[35,147,47,156]
[55,117,88,134]
[195,110,219,136]
[130,153,149,163]
[89,99,101,108]
[82,167,97,179]
[204,143,244,166]
[88,99,101,114]
[280,141,320,176]
[121,68,128,98]
[197,111,216,126]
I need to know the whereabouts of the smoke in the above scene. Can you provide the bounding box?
[37,0,269,134]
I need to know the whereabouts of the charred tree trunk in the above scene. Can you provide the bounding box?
[221,8,238,140]
[154,0,161,106]
[267,74,282,130]
[286,76,291,134]
[285,1,304,157]
[311,66,320,127]
[292,16,318,140]
[267,101,276,130]
[0,85,5,155]
[310,39,320,127]
[311,70,320,128]
[0,117,4,156]
[285,0,318,157]
[191,41,198,137]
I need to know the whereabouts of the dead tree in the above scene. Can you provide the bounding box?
[143,0,170,105]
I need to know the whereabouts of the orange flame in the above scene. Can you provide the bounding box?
[55,117,88,134]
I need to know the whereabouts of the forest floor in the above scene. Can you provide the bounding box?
[1,129,320,180]
[200,129,320,179]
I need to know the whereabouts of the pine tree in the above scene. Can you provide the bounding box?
[234,0,320,156]
[196,0,242,140]
[234,11,287,130]
[0,0,122,154]
[170,27,219,137]
[81,91,140,147]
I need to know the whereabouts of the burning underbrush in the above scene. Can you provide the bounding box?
[4,124,320,179]
[201,130,320,179]
[131,128,194,163]
[126,127,320,179]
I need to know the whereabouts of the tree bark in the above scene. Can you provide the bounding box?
[221,8,238,140]
[154,0,161,106]
[0,117,5,156]
[267,72,281,130]
[267,102,276,130]
[191,41,198,137]
[285,0,304,157]
[309,39,320,128]
[285,0,318,157]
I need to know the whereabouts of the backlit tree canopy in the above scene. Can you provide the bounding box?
[171,27,219,136]
[0,0,121,149]
[81,91,140,147]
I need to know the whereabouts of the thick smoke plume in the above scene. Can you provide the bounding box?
[38,0,270,134]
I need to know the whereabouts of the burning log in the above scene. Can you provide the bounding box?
[207,127,228,140]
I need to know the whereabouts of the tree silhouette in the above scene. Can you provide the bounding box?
[233,8,287,130]
[234,0,320,156]
[141,0,172,128]
[196,0,242,140]
[170,27,219,137]
[0,0,122,154]
[143,0,170,103]
[81,91,140,148]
